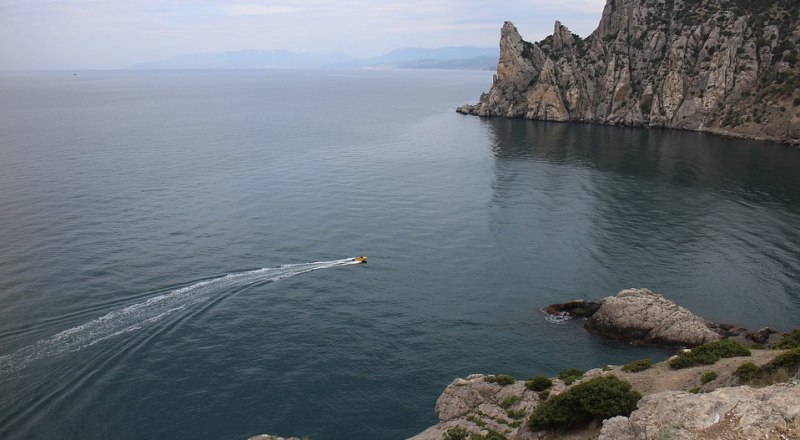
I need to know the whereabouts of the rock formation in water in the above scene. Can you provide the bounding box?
[585,288,722,347]
[457,0,800,145]
[545,288,780,347]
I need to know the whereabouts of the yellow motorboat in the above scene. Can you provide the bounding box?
[353,256,368,264]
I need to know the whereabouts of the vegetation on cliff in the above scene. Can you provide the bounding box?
[668,339,751,369]
[528,375,641,430]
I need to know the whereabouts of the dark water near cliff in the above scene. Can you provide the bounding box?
[1,69,799,440]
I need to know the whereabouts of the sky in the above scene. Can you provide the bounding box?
[0,0,606,70]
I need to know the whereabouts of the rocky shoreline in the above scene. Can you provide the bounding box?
[457,0,800,145]
[406,288,799,440]
[252,289,799,440]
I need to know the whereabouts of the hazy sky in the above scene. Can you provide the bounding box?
[1,0,606,70]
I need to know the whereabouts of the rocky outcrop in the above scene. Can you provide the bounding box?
[544,289,783,347]
[457,0,800,145]
[409,372,602,440]
[599,383,800,439]
[409,349,798,440]
[411,374,539,439]
[585,288,721,347]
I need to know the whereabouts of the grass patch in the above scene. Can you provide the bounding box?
[528,375,640,430]
[700,371,718,384]
[485,375,515,386]
[506,408,527,420]
[669,339,750,369]
[622,358,653,373]
[734,362,759,382]
[443,426,470,440]
[466,415,486,428]
[771,329,800,349]
[558,368,584,385]
[443,426,509,440]
[499,395,520,409]
[736,348,800,386]
[766,347,800,372]
[525,375,553,391]
[538,390,550,401]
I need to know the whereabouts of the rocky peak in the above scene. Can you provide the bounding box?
[458,0,800,145]
[551,21,574,50]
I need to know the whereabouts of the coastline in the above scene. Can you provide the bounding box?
[408,348,799,440]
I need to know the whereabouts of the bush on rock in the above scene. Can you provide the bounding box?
[621,358,653,373]
[669,339,750,369]
[528,375,641,430]
[525,375,553,391]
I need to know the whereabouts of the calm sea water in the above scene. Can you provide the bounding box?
[1,69,799,440]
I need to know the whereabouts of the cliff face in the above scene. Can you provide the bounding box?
[457,0,800,145]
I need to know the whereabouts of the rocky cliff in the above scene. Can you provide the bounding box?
[409,351,800,440]
[457,0,800,145]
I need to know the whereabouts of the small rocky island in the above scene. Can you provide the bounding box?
[457,0,800,145]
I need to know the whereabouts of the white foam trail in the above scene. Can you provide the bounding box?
[0,258,359,375]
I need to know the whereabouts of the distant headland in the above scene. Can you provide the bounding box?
[458,0,800,145]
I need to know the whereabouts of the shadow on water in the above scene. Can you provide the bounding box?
[485,118,800,208]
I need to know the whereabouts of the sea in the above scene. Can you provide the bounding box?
[1,69,799,440]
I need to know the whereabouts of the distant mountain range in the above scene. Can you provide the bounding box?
[129,47,498,70]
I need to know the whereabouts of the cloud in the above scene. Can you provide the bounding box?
[226,4,303,17]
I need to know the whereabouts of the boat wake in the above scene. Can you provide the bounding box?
[0,258,360,376]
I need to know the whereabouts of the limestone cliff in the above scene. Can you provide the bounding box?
[457,0,800,145]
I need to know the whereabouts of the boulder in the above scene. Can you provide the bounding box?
[598,383,800,439]
[585,288,720,347]
[408,374,539,440]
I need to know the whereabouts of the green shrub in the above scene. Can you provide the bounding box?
[772,329,800,349]
[506,408,527,420]
[500,395,520,409]
[485,375,515,386]
[558,368,584,385]
[734,362,759,382]
[766,347,800,372]
[669,339,751,369]
[528,375,641,430]
[700,371,718,384]
[525,375,553,391]
[622,358,653,373]
[443,426,470,440]
[538,390,550,401]
[689,386,702,394]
